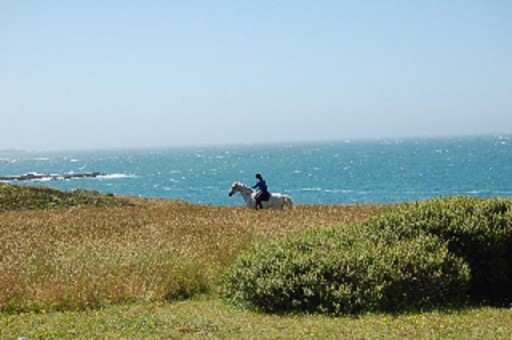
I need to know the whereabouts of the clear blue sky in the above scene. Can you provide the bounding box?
[1,1,511,150]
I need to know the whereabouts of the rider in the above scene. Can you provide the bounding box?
[252,173,270,209]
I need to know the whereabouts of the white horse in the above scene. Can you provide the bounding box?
[228,181,293,210]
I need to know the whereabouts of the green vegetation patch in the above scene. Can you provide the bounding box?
[0,183,127,210]
[2,299,512,339]
[362,196,512,303]
[223,196,512,315]
[223,224,470,315]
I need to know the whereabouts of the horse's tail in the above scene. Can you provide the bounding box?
[283,195,294,209]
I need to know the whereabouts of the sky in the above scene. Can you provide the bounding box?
[1,1,511,151]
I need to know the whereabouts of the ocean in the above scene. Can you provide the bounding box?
[1,135,511,206]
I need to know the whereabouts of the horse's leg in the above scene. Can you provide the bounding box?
[250,196,258,209]
[271,200,278,210]
[271,197,281,210]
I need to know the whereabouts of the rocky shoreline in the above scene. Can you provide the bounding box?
[0,172,104,182]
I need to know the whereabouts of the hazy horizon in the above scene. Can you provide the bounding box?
[0,132,509,154]
[2,1,511,151]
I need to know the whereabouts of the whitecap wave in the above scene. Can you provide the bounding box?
[301,187,323,192]
[30,177,55,182]
[97,173,137,179]
[324,189,354,194]
[301,187,356,194]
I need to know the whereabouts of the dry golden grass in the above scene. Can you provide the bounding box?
[0,197,385,312]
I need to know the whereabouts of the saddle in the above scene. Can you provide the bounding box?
[258,191,271,202]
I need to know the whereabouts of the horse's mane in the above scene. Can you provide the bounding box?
[233,181,253,190]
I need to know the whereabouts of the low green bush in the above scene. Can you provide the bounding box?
[0,183,127,210]
[223,196,512,315]
[223,224,470,315]
[362,197,512,303]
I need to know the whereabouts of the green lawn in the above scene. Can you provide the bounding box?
[2,296,511,339]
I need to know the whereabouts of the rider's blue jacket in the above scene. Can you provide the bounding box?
[252,179,268,193]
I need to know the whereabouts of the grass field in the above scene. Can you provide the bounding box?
[3,298,511,339]
[1,185,511,338]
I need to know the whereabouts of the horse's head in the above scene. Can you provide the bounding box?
[228,182,239,197]
[228,181,251,197]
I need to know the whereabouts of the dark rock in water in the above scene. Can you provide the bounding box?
[62,172,103,180]
[0,172,104,182]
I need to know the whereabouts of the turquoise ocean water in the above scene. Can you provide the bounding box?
[1,135,511,206]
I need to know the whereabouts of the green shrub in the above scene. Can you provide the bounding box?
[223,225,470,315]
[0,183,127,210]
[362,197,512,303]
